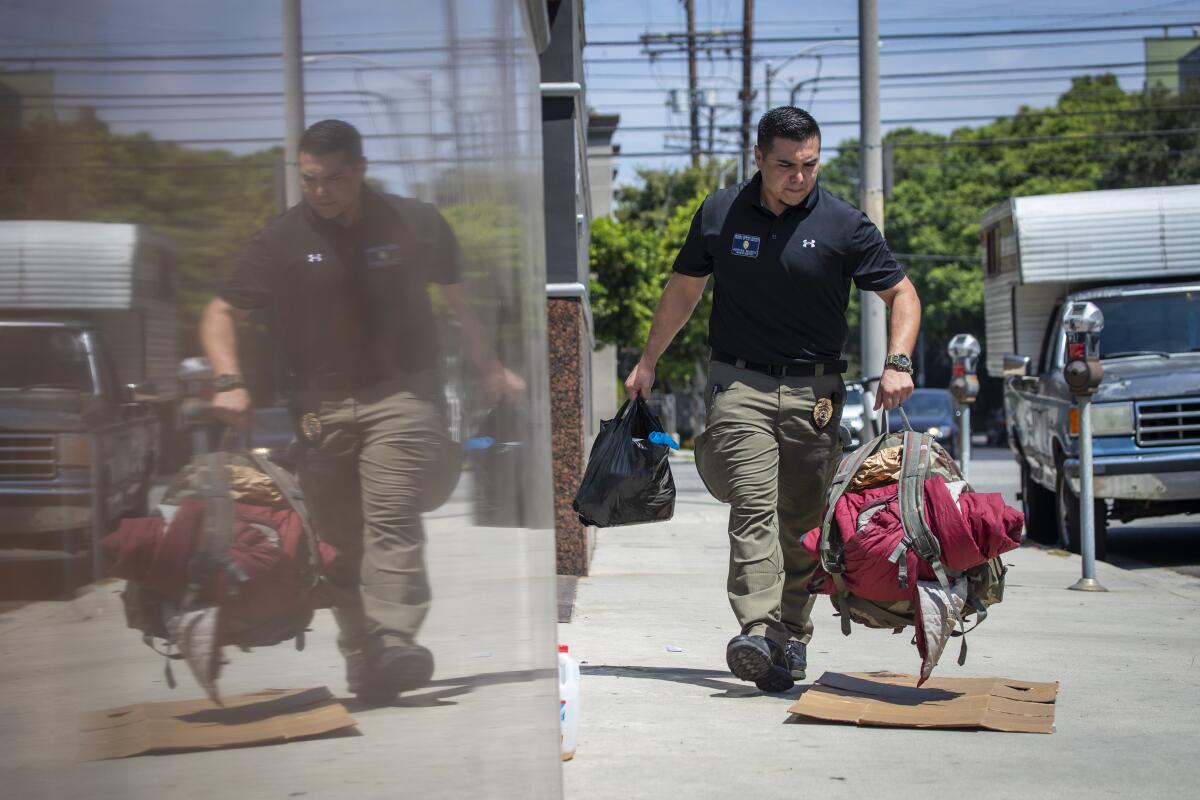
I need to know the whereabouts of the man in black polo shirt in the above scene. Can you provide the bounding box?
[200,119,523,704]
[625,107,920,693]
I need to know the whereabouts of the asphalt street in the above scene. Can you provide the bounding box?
[967,444,1200,580]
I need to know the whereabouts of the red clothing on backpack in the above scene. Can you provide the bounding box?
[103,499,338,630]
[800,475,1023,601]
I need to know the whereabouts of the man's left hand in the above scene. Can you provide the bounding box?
[874,368,914,411]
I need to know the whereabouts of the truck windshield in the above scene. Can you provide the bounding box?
[1095,290,1200,358]
[0,328,94,391]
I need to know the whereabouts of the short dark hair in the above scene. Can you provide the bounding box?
[756,106,821,153]
[299,119,364,163]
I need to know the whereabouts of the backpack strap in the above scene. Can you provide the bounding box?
[819,432,890,637]
[184,452,236,609]
[249,452,325,588]
[894,430,971,663]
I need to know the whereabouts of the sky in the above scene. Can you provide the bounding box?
[2,0,1199,191]
[583,0,1200,184]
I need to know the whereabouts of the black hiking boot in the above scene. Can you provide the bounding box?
[354,643,435,706]
[726,634,795,694]
[785,640,807,681]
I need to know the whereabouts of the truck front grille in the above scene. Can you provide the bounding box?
[1136,398,1200,447]
[0,435,57,480]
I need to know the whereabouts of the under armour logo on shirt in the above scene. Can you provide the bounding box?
[307,253,323,262]
[802,239,817,248]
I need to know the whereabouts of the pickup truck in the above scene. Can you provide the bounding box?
[1,220,182,577]
[0,321,160,572]
[1003,283,1200,559]
[982,185,1200,559]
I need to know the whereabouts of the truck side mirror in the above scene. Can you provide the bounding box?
[1002,354,1031,377]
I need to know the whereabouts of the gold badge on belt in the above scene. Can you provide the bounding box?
[813,397,834,429]
[300,413,323,443]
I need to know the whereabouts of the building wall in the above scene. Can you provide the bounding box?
[1145,36,1200,94]
[541,0,595,576]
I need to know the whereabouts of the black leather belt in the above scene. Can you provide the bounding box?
[712,351,847,378]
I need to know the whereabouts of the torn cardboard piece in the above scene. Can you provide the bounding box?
[787,671,1058,734]
[81,686,358,760]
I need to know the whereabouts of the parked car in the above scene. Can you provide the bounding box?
[841,382,866,448]
[899,388,959,458]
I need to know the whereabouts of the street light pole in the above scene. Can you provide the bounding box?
[858,0,888,436]
[764,39,857,111]
[282,0,304,210]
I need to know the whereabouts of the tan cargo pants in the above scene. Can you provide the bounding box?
[294,377,460,656]
[693,360,844,646]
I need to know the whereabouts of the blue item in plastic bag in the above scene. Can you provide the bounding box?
[648,431,679,450]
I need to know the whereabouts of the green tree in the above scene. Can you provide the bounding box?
[0,113,280,354]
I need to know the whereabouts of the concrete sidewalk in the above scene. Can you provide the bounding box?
[560,453,1200,800]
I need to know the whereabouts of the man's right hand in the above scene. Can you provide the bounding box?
[210,388,254,430]
[624,360,655,401]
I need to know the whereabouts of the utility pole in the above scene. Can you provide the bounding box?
[858,0,889,433]
[707,104,716,156]
[685,0,700,167]
[740,0,754,178]
[282,0,305,209]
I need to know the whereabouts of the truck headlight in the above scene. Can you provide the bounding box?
[58,433,93,466]
[848,417,864,431]
[926,426,943,438]
[1091,402,1134,436]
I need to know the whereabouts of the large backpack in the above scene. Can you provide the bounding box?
[103,451,336,700]
[815,411,1010,678]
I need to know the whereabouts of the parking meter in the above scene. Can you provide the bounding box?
[1062,301,1107,592]
[947,333,981,405]
[946,334,981,480]
[1062,301,1104,396]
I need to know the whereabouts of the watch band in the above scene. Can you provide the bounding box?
[884,354,913,375]
[212,373,246,393]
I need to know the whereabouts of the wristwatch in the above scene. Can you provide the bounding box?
[884,353,913,375]
[212,373,247,393]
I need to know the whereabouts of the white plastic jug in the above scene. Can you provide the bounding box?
[558,644,580,761]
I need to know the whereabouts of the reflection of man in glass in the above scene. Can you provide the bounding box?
[200,119,523,704]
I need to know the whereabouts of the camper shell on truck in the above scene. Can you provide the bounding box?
[0,221,180,576]
[981,185,1200,559]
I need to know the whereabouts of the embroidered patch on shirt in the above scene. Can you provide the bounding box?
[731,234,761,258]
[366,243,404,269]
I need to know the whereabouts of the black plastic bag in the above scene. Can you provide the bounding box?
[572,398,676,528]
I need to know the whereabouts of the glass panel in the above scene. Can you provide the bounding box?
[0,2,559,797]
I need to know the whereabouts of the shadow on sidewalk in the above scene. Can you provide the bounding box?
[582,664,803,699]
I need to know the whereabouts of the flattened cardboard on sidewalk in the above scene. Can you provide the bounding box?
[81,687,358,760]
[788,671,1058,734]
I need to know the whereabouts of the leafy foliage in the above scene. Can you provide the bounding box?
[0,112,280,353]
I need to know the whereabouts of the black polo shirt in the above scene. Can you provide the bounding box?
[221,187,461,390]
[673,174,905,365]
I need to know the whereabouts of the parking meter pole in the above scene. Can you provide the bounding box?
[1062,300,1107,593]
[1069,396,1108,592]
[959,402,971,483]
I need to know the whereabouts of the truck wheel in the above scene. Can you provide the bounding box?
[1055,468,1108,561]
[1020,463,1057,544]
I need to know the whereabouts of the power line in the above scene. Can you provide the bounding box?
[586,9,1200,28]
[561,105,1200,133]
[0,43,502,64]
[608,20,1200,47]
[607,127,1200,156]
